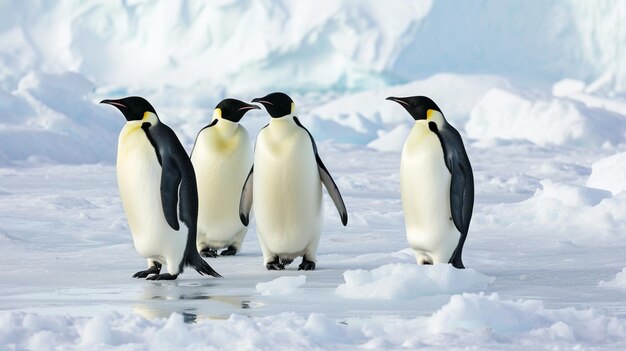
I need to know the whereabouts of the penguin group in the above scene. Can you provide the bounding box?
[102,92,473,280]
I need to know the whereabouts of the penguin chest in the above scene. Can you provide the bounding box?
[192,126,253,244]
[116,125,182,259]
[400,123,460,256]
[253,126,322,254]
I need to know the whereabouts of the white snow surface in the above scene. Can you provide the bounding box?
[587,152,626,195]
[4,292,626,350]
[3,1,626,350]
[2,142,626,349]
[256,276,307,296]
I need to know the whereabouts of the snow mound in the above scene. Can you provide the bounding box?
[466,88,626,147]
[4,1,626,95]
[4,295,626,349]
[538,179,612,207]
[477,179,626,241]
[428,292,626,344]
[335,263,494,299]
[256,275,307,296]
[0,71,120,166]
[587,152,626,195]
[552,78,586,97]
[599,268,626,289]
[367,123,412,152]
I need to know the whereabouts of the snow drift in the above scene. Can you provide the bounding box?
[3,292,626,350]
[2,1,626,95]
[0,71,120,166]
[466,88,626,147]
[587,152,626,195]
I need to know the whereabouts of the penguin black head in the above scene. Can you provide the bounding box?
[215,98,260,123]
[386,96,442,121]
[251,92,294,118]
[100,96,157,122]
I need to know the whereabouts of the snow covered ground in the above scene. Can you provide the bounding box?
[2,0,626,349]
[3,140,626,349]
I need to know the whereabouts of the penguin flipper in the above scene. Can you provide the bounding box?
[429,122,474,268]
[160,157,182,231]
[316,155,348,226]
[293,117,348,226]
[239,166,254,226]
[142,122,183,231]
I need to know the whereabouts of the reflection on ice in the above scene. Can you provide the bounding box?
[134,283,258,322]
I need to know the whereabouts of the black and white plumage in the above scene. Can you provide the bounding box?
[386,96,474,268]
[101,96,221,280]
[240,92,347,271]
[191,98,258,257]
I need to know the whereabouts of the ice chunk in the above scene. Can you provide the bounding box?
[256,275,307,296]
[335,263,493,299]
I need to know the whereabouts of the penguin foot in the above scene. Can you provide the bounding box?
[146,273,178,281]
[220,246,238,256]
[280,258,293,266]
[132,263,161,278]
[298,259,316,271]
[200,248,218,258]
[266,261,285,270]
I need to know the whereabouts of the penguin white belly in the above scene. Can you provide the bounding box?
[192,125,253,249]
[401,121,460,264]
[116,123,186,272]
[254,124,323,260]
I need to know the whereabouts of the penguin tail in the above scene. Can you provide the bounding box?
[449,247,465,269]
[192,256,222,278]
[180,222,222,278]
[183,246,222,278]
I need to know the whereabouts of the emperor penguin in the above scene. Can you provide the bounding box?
[191,98,259,257]
[239,92,348,270]
[386,96,474,269]
[101,96,221,280]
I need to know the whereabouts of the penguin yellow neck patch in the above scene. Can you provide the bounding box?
[213,108,222,119]
[426,109,435,120]
[142,112,158,125]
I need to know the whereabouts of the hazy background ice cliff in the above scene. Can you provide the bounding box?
[1,0,626,164]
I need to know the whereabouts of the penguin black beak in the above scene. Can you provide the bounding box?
[385,96,409,106]
[251,97,273,106]
[100,99,127,109]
